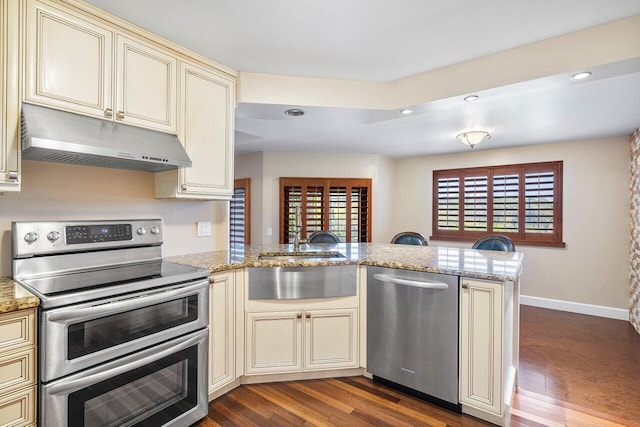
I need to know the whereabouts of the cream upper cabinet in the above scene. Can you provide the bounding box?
[208,271,236,395]
[1,0,21,191]
[24,0,113,118]
[459,278,515,426]
[25,0,177,133]
[155,61,235,200]
[114,35,177,133]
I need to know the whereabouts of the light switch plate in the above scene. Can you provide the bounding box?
[197,221,212,237]
[267,227,273,236]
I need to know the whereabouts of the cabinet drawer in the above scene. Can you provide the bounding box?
[0,310,36,353]
[0,348,36,396]
[0,386,36,427]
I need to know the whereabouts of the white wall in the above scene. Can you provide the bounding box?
[394,137,631,310]
[236,151,396,245]
[0,160,228,277]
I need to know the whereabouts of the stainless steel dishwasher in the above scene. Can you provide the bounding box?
[367,266,460,411]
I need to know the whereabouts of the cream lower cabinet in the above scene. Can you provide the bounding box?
[24,0,177,133]
[0,0,20,191]
[0,309,37,427]
[208,271,236,395]
[245,308,358,375]
[155,61,235,200]
[459,278,515,426]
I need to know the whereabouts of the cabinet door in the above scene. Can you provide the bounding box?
[459,279,503,415]
[0,0,19,191]
[208,271,235,394]
[24,0,113,118]
[114,35,177,133]
[179,61,234,198]
[245,311,302,375]
[304,308,358,371]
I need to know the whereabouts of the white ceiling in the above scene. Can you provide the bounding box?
[84,0,640,157]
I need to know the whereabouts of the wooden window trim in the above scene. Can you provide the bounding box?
[279,177,372,243]
[431,161,564,248]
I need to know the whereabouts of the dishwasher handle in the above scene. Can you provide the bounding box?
[372,273,449,290]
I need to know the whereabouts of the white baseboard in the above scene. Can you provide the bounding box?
[520,295,629,321]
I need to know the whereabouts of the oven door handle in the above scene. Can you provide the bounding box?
[372,274,449,290]
[47,329,206,394]
[47,279,208,323]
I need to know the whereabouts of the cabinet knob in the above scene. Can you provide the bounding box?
[7,171,18,181]
[180,185,187,191]
[209,277,215,284]
[305,313,311,319]
[296,313,302,319]
[116,111,125,120]
[104,108,113,118]
[461,281,469,289]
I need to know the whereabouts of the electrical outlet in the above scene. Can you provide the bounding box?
[267,227,273,236]
[197,221,212,237]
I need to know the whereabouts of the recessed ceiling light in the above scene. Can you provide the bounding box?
[571,71,591,80]
[400,108,413,115]
[284,108,305,117]
[463,95,479,102]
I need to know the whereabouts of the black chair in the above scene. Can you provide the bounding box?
[472,234,515,252]
[308,230,341,244]
[390,231,428,246]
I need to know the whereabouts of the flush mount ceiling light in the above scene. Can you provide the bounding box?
[284,108,305,117]
[463,95,479,102]
[456,131,491,149]
[571,71,592,80]
[400,108,413,115]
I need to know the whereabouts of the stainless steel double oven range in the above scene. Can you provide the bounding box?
[12,219,210,427]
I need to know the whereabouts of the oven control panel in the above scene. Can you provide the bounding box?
[66,224,133,244]
[12,219,163,258]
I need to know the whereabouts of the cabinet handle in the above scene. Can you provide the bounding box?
[116,111,125,120]
[7,171,19,181]
[296,313,302,319]
[461,281,469,289]
[305,313,311,319]
[209,277,215,284]
[104,108,113,118]
[181,185,187,191]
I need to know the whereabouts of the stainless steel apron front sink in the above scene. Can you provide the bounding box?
[248,265,357,300]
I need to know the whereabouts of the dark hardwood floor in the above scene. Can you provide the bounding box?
[197,306,640,427]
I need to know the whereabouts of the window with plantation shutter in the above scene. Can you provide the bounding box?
[230,178,250,251]
[280,178,372,243]
[432,161,564,247]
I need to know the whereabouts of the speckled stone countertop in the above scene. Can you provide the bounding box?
[166,243,524,282]
[0,277,40,313]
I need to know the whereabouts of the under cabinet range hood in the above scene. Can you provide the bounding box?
[21,103,192,172]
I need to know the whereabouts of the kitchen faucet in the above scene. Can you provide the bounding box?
[292,205,307,251]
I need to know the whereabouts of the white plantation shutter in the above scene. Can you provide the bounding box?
[230,179,250,250]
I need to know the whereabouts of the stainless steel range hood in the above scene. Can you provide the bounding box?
[21,103,192,172]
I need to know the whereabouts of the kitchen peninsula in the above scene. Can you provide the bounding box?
[168,243,523,426]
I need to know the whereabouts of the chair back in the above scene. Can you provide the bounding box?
[308,230,341,244]
[472,234,515,252]
[390,232,428,246]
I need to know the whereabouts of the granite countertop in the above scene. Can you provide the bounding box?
[0,277,40,313]
[166,243,524,282]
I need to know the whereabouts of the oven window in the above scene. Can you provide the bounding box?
[68,296,198,359]
[68,345,198,427]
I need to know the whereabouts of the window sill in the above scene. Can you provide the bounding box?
[429,236,566,249]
